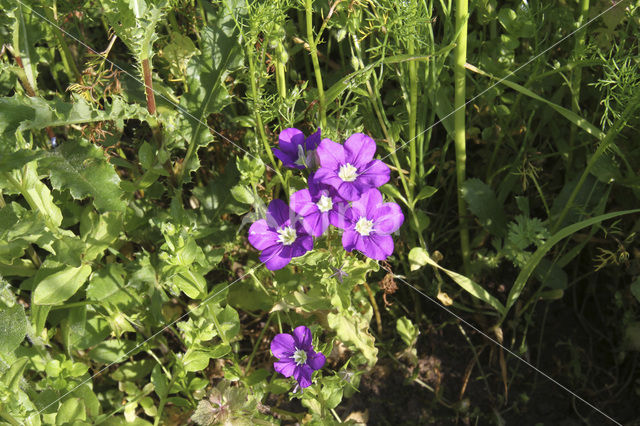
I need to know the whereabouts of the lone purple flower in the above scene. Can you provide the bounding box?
[248,199,313,270]
[289,172,349,237]
[314,133,390,201]
[271,326,326,388]
[272,128,321,169]
[339,188,404,260]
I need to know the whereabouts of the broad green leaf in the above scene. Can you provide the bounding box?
[462,178,507,237]
[396,316,418,347]
[4,162,63,229]
[505,208,640,316]
[151,365,168,398]
[230,184,254,204]
[408,247,505,313]
[39,139,126,212]
[56,398,86,425]
[33,264,92,305]
[80,210,123,261]
[0,301,27,353]
[408,246,430,271]
[88,339,140,363]
[327,310,378,367]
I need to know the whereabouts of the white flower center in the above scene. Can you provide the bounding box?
[355,217,374,236]
[292,348,307,366]
[338,163,358,182]
[277,226,297,245]
[294,144,307,167]
[316,195,333,212]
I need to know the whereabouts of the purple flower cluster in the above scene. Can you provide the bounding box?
[248,128,404,270]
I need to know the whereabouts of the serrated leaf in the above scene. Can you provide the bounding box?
[40,140,126,212]
[33,264,92,305]
[462,178,507,237]
[179,9,242,182]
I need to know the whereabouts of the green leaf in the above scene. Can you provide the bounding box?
[0,301,27,353]
[179,9,243,182]
[505,208,640,316]
[462,179,507,237]
[12,3,41,93]
[56,398,86,425]
[379,183,407,206]
[88,339,140,363]
[33,264,92,305]
[408,247,505,313]
[408,247,430,271]
[151,365,168,398]
[413,185,438,204]
[183,350,211,372]
[1,357,29,392]
[396,316,418,347]
[0,149,46,172]
[327,310,378,367]
[230,184,254,204]
[39,140,125,212]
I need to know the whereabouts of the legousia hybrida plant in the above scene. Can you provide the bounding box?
[248,127,404,392]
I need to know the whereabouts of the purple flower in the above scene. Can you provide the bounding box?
[248,199,313,270]
[271,325,326,388]
[272,128,321,169]
[314,133,390,201]
[289,173,349,237]
[339,188,404,260]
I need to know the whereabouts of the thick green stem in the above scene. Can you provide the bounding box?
[453,0,470,274]
[305,0,327,128]
[275,42,287,99]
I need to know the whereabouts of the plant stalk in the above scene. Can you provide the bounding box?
[305,0,327,128]
[142,59,157,115]
[567,0,590,176]
[453,0,470,274]
[408,38,418,190]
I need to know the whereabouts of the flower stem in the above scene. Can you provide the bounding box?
[246,314,273,371]
[305,0,327,128]
[362,280,382,336]
[453,0,470,274]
